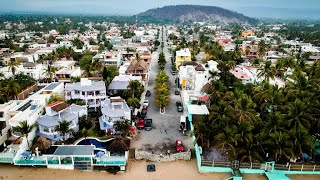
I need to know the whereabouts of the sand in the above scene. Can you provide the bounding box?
[0,160,319,180]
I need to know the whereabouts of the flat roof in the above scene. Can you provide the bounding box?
[45,145,95,156]
[187,104,209,115]
[44,83,62,91]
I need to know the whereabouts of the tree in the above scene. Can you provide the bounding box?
[258,61,276,82]
[43,65,56,82]
[79,55,93,77]
[55,120,73,141]
[72,38,84,49]
[13,120,36,149]
[127,80,144,99]
[127,97,140,115]
[114,119,131,137]
[7,59,19,75]
[258,40,266,58]
[4,79,20,100]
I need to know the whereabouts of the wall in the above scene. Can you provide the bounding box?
[135,149,191,162]
[17,84,37,100]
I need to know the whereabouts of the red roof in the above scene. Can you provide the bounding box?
[47,101,62,107]
[199,96,209,102]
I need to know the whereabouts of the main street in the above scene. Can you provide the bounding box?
[131,27,193,153]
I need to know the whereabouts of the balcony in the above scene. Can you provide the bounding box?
[14,156,47,166]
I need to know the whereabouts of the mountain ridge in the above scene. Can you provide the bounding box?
[138,5,258,24]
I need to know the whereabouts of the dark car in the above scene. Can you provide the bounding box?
[146,90,151,97]
[176,101,183,112]
[140,108,147,118]
[145,119,153,131]
[175,90,180,95]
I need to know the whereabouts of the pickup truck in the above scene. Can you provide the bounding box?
[144,119,152,131]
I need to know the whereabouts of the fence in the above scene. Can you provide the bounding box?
[135,149,191,162]
[17,84,37,100]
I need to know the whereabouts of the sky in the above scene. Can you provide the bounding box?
[1,0,320,19]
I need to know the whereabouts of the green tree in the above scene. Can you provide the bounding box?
[13,120,36,149]
[7,59,19,75]
[55,120,73,141]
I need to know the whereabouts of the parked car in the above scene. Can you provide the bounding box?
[176,101,183,112]
[175,90,180,95]
[140,108,147,118]
[176,140,184,152]
[146,90,151,97]
[143,99,149,107]
[145,119,153,130]
[137,119,145,129]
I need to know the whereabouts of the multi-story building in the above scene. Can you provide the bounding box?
[178,61,218,92]
[176,48,191,69]
[0,102,18,150]
[37,101,87,142]
[65,78,107,111]
[54,61,81,83]
[99,97,131,133]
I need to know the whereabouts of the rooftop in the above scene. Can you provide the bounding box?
[65,80,106,92]
[44,145,94,156]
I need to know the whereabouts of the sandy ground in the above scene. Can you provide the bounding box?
[0,160,320,180]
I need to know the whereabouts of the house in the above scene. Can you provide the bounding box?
[37,102,87,142]
[19,63,46,80]
[229,65,256,84]
[241,31,255,38]
[0,102,18,150]
[65,78,107,111]
[176,48,191,69]
[178,60,218,92]
[54,61,81,83]
[108,75,143,95]
[137,50,152,64]
[93,51,122,67]
[99,97,131,133]
[125,60,149,81]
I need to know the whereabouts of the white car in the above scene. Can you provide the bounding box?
[143,100,149,107]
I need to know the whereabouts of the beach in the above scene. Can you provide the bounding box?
[0,160,319,180]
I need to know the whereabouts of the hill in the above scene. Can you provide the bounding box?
[138,5,257,24]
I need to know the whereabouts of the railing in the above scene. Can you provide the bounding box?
[201,159,320,172]
[74,157,91,162]
[0,157,14,163]
[93,160,126,166]
[48,160,59,164]
[15,159,47,165]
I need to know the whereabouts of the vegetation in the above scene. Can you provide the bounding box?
[0,73,35,102]
[13,120,37,149]
[102,65,119,87]
[54,120,73,141]
[154,71,170,113]
[196,60,320,164]
[114,119,131,137]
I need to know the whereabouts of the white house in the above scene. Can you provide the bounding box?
[0,102,18,148]
[99,97,131,133]
[65,78,107,111]
[37,102,87,141]
[178,61,218,92]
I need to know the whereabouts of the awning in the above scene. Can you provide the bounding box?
[187,104,209,115]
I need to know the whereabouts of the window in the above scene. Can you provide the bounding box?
[0,112,3,118]
[82,92,85,96]
[75,90,80,94]
[43,127,50,133]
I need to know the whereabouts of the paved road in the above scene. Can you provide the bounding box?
[131,27,193,153]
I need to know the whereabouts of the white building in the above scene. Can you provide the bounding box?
[99,97,131,133]
[178,61,218,92]
[65,78,107,111]
[0,102,18,148]
[37,102,87,141]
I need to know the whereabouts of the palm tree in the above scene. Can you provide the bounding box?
[43,65,56,82]
[266,131,294,162]
[113,119,131,137]
[127,80,143,98]
[258,40,266,58]
[7,59,19,75]
[4,79,20,100]
[13,120,36,149]
[258,61,276,82]
[127,97,140,116]
[55,120,73,141]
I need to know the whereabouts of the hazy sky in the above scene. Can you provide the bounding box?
[1,0,320,18]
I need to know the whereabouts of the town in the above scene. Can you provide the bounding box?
[0,6,320,180]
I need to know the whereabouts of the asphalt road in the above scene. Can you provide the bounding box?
[131,27,193,154]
